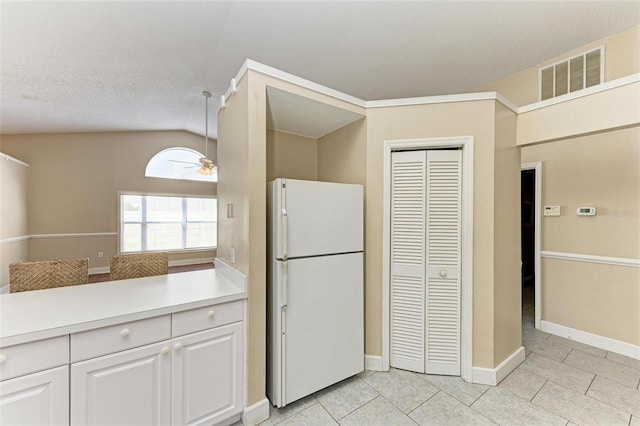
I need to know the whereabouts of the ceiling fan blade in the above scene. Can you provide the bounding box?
[169,159,200,165]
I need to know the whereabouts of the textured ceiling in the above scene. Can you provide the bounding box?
[1,1,638,138]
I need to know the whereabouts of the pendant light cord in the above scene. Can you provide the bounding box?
[203,91,211,158]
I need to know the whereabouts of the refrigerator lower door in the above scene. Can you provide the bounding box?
[270,252,364,407]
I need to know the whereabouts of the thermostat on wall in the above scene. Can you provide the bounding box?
[577,207,596,216]
[543,206,561,216]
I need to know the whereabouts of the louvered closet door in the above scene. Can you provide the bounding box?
[390,150,427,373]
[425,150,461,375]
[390,149,462,376]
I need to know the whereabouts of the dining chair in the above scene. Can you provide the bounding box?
[9,258,89,293]
[109,252,169,281]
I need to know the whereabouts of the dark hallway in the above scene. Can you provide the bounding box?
[521,169,536,325]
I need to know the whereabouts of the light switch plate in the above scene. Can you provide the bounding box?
[544,205,561,216]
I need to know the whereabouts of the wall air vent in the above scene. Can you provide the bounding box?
[539,47,604,101]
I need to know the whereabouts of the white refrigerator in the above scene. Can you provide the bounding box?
[267,178,364,408]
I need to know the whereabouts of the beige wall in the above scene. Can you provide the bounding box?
[317,118,367,185]
[217,72,367,405]
[478,25,640,107]
[492,103,522,363]
[522,127,640,345]
[366,99,521,368]
[1,131,216,270]
[516,81,640,146]
[266,130,318,182]
[0,154,30,286]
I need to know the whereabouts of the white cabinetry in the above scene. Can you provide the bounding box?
[0,335,70,426]
[71,341,172,426]
[172,322,243,426]
[0,365,69,426]
[69,300,244,426]
[0,269,246,425]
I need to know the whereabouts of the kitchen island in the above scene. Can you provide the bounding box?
[0,261,247,425]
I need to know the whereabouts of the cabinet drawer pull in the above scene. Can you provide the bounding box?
[208,310,215,318]
[160,347,170,355]
[174,343,183,350]
[120,328,131,337]
[0,354,6,364]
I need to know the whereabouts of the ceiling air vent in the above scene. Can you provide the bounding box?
[539,47,604,101]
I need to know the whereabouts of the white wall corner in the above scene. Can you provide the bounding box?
[364,355,384,371]
[472,346,525,386]
[541,320,640,360]
[215,257,248,291]
[242,398,270,426]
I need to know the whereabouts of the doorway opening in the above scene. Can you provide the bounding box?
[520,162,541,329]
[521,169,536,326]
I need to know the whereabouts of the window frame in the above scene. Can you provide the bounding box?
[144,147,217,183]
[117,191,217,254]
[538,46,605,101]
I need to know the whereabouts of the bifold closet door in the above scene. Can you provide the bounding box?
[390,150,427,373]
[390,149,462,376]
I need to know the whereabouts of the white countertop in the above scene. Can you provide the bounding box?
[0,269,246,347]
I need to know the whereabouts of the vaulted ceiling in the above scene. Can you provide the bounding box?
[1,1,638,138]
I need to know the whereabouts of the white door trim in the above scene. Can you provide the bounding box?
[382,136,474,382]
[521,162,542,330]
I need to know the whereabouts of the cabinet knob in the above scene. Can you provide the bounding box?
[208,310,215,319]
[120,328,131,337]
[0,355,6,364]
[440,270,447,278]
[174,343,183,351]
[160,347,170,355]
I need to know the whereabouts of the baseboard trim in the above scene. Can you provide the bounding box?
[86,258,215,277]
[472,346,525,386]
[242,398,270,425]
[541,320,640,360]
[0,285,9,294]
[169,257,215,267]
[365,355,384,371]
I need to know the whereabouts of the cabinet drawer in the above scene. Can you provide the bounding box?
[172,300,243,337]
[71,315,171,363]
[0,336,69,381]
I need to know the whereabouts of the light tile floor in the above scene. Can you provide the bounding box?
[252,288,639,425]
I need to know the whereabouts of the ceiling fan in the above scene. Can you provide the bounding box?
[170,91,217,177]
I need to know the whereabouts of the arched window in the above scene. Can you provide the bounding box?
[145,147,216,182]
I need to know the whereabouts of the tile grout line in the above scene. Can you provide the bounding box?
[561,347,574,363]
[529,379,549,402]
[406,390,442,421]
[585,374,597,395]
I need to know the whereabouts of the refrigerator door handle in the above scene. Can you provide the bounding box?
[281,261,288,309]
[281,208,288,260]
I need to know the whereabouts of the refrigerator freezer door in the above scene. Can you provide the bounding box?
[272,179,363,259]
[272,252,364,407]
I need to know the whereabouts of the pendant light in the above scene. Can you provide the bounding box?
[197,91,217,177]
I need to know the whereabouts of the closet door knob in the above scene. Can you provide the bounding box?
[208,310,215,319]
[174,343,183,351]
[440,270,447,278]
[120,328,130,337]
[160,347,170,355]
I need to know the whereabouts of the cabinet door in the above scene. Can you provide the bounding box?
[0,365,69,426]
[71,340,171,426]
[172,322,243,426]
